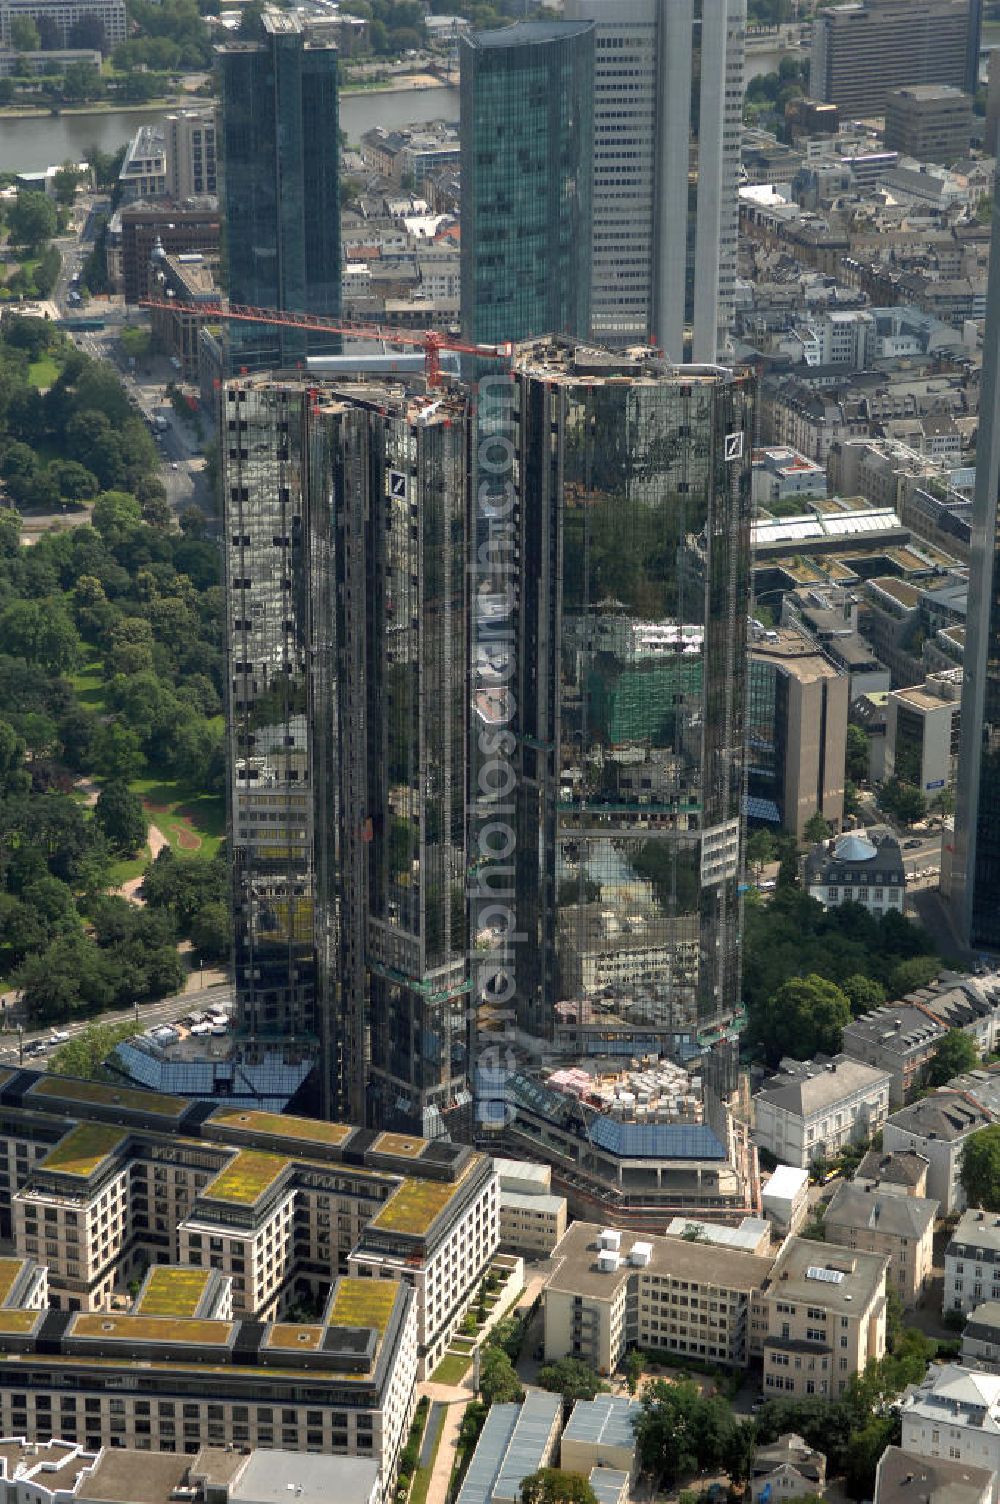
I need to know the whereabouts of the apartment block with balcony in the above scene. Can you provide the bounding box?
[0,1073,498,1379]
[760,1236,889,1400]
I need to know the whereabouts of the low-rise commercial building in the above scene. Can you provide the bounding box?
[900,1366,1000,1492]
[494,1159,567,1257]
[543,1222,774,1375]
[559,1396,640,1481]
[751,447,828,507]
[824,1182,938,1307]
[883,1092,993,1214]
[946,1210,1000,1316]
[753,1055,892,1169]
[455,1394,562,1504]
[761,1165,810,1234]
[760,1236,888,1400]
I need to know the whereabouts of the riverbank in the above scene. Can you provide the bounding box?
[341,71,445,94]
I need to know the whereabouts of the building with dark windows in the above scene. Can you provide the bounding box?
[748,626,848,839]
[218,9,340,371]
[459,20,594,345]
[498,340,754,1056]
[223,377,472,1135]
[563,0,746,360]
[809,0,971,117]
[951,136,1000,953]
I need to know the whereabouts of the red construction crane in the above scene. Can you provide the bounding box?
[139,298,513,388]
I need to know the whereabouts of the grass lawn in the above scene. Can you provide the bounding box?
[27,354,60,390]
[106,846,151,888]
[131,775,224,859]
[68,660,107,713]
[431,1351,471,1385]
[409,1405,445,1504]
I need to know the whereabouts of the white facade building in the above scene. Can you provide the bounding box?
[946,1211,1000,1317]
[900,1365,1000,1499]
[165,109,218,200]
[0,0,124,47]
[753,1054,892,1169]
[563,0,745,360]
[883,1092,993,1215]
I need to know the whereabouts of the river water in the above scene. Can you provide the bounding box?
[0,54,797,175]
[0,84,462,173]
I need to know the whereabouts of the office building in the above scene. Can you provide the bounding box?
[504,340,754,1054]
[77,1451,382,1504]
[218,9,340,370]
[111,203,221,305]
[459,20,594,344]
[900,1366,1000,1488]
[986,49,1000,154]
[543,1221,774,1373]
[0,0,124,49]
[752,1054,892,1169]
[884,84,972,164]
[0,1070,498,1379]
[494,1160,567,1256]
[224,377,472,1134]
[952,116,1000,953]
[885,672,962,799]
[165,109,218,200]
[760,1237,889,1400]
[747,627,848,838]
[824,1181,938,1307]
[809,0,971,116]
[945,1209,1000,1316]
[563,0,746,360]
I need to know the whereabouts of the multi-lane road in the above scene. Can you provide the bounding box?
[0,983,235,1069]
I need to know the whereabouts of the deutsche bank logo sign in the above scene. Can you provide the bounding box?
[724,431,743,463]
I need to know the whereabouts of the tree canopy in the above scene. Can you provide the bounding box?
[961,1126,1000,1212]
[520,1472,597,1504]
[537,1359,609,1404]
[926,1028,978,1088]
[750,973,852,1065]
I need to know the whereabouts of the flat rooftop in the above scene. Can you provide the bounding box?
[135,1266,215,1319]
[75,1447,188,1504]
[39,1123,127,1179]
[202,1149,290,1206]
[764,1235,888,1313]
[548,1220,773,1300]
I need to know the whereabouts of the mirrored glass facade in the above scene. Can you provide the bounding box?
[502,342,754,1054]
[219,9,341,372]
[460,19,594,347]
[224,378,472,1130]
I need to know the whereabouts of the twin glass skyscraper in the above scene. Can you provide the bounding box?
[218,8,341,370]
[223,349,754,1128]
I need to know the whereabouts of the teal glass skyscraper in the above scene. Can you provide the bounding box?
[460,20,594,346]
[219,8,340,371]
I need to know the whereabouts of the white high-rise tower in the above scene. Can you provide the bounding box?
[564,0,746,361]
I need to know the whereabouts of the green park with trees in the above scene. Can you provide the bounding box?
[0,316,226,1024]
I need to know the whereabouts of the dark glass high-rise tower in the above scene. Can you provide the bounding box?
[224,378,472,1130]
[460,19,594,346]
[218,9,340,371]
[492,342,754,1054]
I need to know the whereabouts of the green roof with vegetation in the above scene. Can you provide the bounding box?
[70,1313,234,1345]
[40,1123,127,1178]
[31,1076,187,1119]
[373,1132,429,1160]
[370,1174,462,1237]
[327,1278,399,1335]
[0,1310,43,1335]
[202,1149,290,1204]
[0,1260,27,1307]
[136,1267,212,1318]
[209,1108,354,1149]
